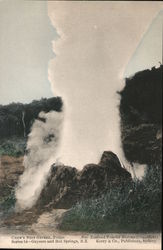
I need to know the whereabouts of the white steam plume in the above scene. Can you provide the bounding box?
[48,2,161,169]
[15,111,63,211]
[15,3,162,211]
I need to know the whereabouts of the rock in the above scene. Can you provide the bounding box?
[1,151,132,226]
[36,165,78,210]
[36,151,132,212]
[99,151,121,166]
[78,151,131,200]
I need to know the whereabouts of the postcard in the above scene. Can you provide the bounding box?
[0,0,162,249]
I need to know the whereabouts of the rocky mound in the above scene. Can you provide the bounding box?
[2,151,132,226]
[36,151,132,212]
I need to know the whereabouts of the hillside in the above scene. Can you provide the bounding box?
[0,97,62,139]
[0,97,62,157]
[119,65,162,166]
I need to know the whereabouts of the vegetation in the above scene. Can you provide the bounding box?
[0,96,62,157]
[119,65,162,165]
[59,165,161,233]
[120,65,162,126]
[0,97,62,139]
[0,136,26,157]
[0,187,16,216]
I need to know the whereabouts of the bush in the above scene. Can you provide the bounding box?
[0,188,16,216]
[0,137,26,157]
[0,97,62,138]
[59,166,161,233]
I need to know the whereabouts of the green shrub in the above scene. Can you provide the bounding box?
[60,166,161,233]
[0,189,16,215]
[0,137,26,157]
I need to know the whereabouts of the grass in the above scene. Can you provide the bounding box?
[59,165,161,233]
[0,187,16,217]
[0,136,26,157]
[0,136,24,216]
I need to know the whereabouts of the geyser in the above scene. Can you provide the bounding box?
[15,2,162,210]
[48,1,161,169]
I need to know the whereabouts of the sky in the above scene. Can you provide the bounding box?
[124,10,163,77]
[0,0,57,105]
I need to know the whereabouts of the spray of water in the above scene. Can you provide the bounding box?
[15,3,161,210]
[48,2,128,169]
[15,111,63,211]
[48,2,162,173]
[48,2,159,170]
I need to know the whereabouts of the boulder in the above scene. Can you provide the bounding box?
[2,151,132,226]
[36,151,132,212]
[36,165,78,210]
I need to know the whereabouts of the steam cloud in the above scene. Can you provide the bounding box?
[15,2,161,210]
[48,2,160,169]
[15,111,63,210]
